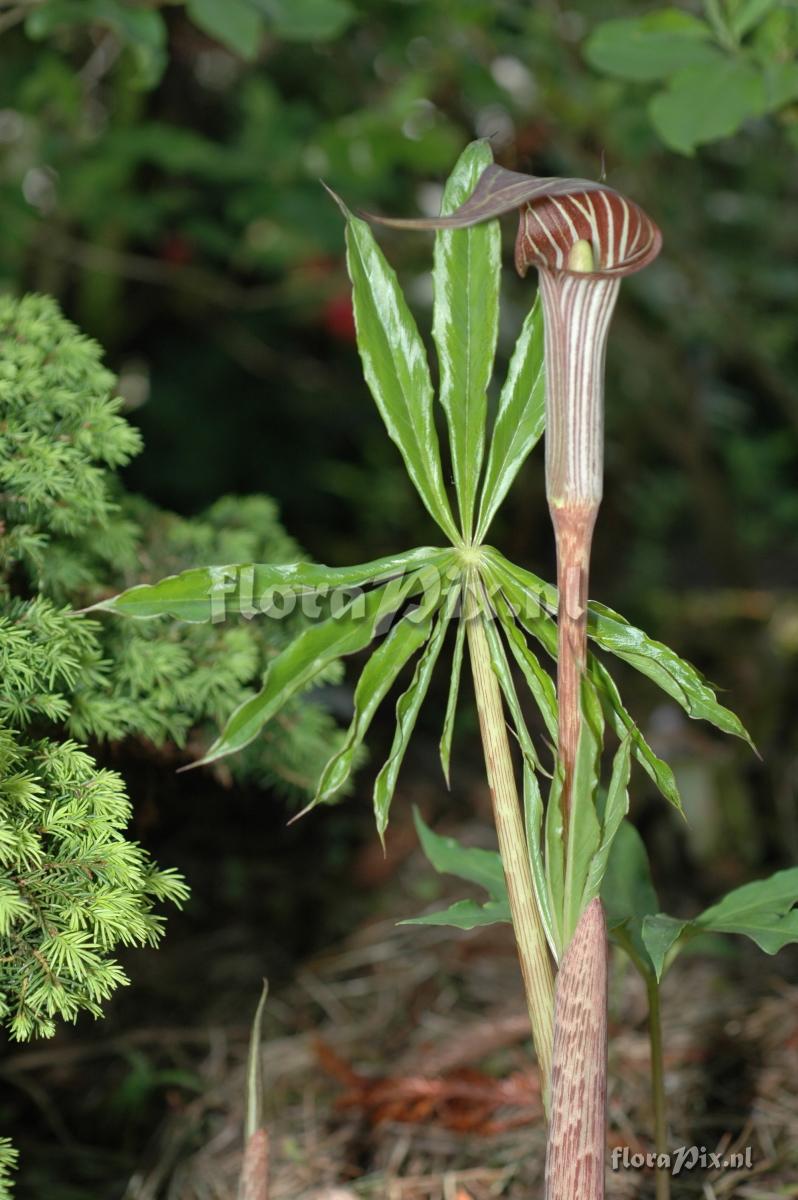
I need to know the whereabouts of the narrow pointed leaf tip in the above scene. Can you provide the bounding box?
[361,162,661,280]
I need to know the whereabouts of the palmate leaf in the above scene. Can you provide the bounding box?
[439,611,465,788]
[329,192,460,544]
[86,547,447,622]
[481,607,544,775]
[476,295,545,542]
[481,555,682,810]
[482,548,752,747]
[195,564,452,767]
[433,140,501,543]
[313,608,435,807]
[523,766,559,958]
[374,586,460,839]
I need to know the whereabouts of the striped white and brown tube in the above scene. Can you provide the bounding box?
[513,187,660,510]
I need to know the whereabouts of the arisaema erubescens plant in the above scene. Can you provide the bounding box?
[91,142,762,1198]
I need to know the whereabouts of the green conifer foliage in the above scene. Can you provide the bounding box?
[0,294,348,796]
[0,730,189,1041]
[0,293,345,1189]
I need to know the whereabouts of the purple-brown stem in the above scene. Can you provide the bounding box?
[238,1129,269,1200]
[544,899,608,1200]
[551,501,598,827]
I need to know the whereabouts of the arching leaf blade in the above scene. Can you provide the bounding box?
[374,587,459,838]
[86,547,451,622]
[314,609,435,805]
[331,192,459,543]
[439,609,466,788]
[433,140,501,542]
[477,295,545,541]
[195,567,443,767]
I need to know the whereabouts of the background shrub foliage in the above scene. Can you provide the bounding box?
[0,0,796,1195]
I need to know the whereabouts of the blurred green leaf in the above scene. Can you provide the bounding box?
[584,10,719,83]
[477,295,545,542]
[251,0,355,42]
[649,59,765,154]
[338,200,460,544]
[761,61,798,110]
[433,139,500,542]
[25,0,168,88]
[728,0,780,40]
[186,0,263,60]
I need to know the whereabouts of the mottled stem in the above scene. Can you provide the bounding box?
[464,579,556,1107]
[238,1130,269,1200]
[544,899,608,1200]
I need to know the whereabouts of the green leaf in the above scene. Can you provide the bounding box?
[641,914,688,980]
[481,610,543,774]
[761,61,798,111]
[491,586,558,746]
[729,0,780,40]
[483,549,752,747]
[477,295,545,541]
[25,0,168,87]
[433,140,500,542]
[583,734,632,907]
[523,765,558,959]
[88,547,450,622]
[601,820,659,974]
[186,0,263,60]
[584,10,719,83]
[335,197,460,544]
[590,657,683,814]
[250,0,354,41]
[411,807,506,901]
[695,867,798,953]
[197,569,433,766]
[314,611,435,805]
[649,60,766,155]
[374,590,457,837]
[402,897,510,929]
[561,694,603,946]
[544,762,566,955]
[586,599,753,745]
[439,611,466,788]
